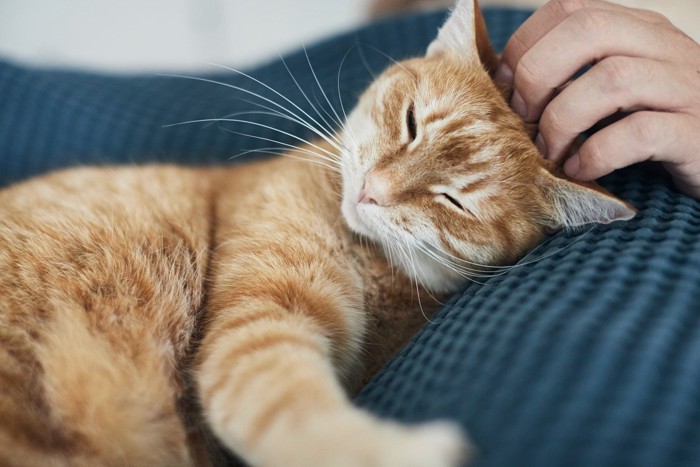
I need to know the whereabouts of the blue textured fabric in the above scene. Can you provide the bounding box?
[1,7,699,467]
[356,164,700,467]
[0,8,526,186]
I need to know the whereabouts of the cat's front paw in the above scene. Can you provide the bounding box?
[251,410,472,467]
[382,420,472,467]
[302,414,472,467]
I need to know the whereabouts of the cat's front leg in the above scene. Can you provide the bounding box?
[195,298,469,467]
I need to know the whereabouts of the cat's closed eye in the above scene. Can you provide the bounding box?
[440,193,475,218]
[441,193,463,210]
[406,102,417,141]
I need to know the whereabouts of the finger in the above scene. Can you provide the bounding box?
[564,111,700,182]
[664,159,700,199]
[539,57,694,162]
[512,10,680,122]
[497,0,664,86]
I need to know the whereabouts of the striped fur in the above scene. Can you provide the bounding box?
[0,1,634,466]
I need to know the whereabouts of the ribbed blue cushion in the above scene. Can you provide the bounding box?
[356,163,700,467]
[0,8,527,186]
[2,8,699,467]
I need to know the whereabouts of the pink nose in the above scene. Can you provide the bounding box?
[358,171,392,206]
[358,185,376,205]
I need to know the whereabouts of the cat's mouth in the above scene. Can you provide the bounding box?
[340,178,392,243]
[341,195,375,237]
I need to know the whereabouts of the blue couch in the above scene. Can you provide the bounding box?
[1,8,699,467]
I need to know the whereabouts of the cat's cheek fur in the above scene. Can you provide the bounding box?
[389,244,465,293]
[341,196,371,238]
[358,206,466,293]
[340,158,371,237]
[339,110,379,237]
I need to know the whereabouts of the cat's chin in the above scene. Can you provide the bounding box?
[341,200,465,294]
[387,245,465,294]
[341,198,373,238]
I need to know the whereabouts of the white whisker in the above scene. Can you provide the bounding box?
[214,108,344,153]
[337,45,361,151]
[361,45,417,85]
[161,73,345,154]
[233,148,340,173]
[241,149,338,171]
[228,146,302,160]
[279,56,344,146]
[425,225,596,275]
[165,118,341,165]
[357,42,379,81]
[413,243,492,284]
[217,126,341,170]
[205,63,344,144]
[398,236,434,323]
[302,45,345,130]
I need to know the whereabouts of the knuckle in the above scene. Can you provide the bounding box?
[597,57,633,94]
[668,28,698,52]
[644,10,670,25]
[628,113,657,148]
[540,104,568,136]
[581,137,608,172]
[505,32,529,65]
[513,55,545,106]
[539,105,571,156]
[554,0,587,17]
[515,55,540,87]
[570,8,613,33]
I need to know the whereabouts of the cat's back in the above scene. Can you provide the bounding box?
[0,164,215,228]
[0,165,221,466]
[0,165,216,317]
[0,156,342,366]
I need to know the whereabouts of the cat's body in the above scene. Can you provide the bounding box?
[0,1,635,466]
[0,156,436,466]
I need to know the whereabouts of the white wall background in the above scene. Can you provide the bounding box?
[0,0,373,72]
[0,0,697,72]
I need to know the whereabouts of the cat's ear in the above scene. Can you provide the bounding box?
[426,0,499,75]
[537,167,636,230]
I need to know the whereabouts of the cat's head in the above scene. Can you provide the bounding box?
[340,0,635,293]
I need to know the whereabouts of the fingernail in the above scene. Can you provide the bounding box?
[535,133,548,158]
[564,153,580,177]
[511,90,527,119]
[494,63,513,86]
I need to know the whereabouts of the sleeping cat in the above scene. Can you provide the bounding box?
[0,1,635,466]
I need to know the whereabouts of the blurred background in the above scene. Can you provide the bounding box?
[0,0,697,73]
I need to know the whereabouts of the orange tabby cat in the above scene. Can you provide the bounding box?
[0,1,634,466]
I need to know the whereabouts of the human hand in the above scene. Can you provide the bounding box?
[495,0,700,199]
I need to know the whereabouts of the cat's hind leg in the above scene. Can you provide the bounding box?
[0,304,192,467]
